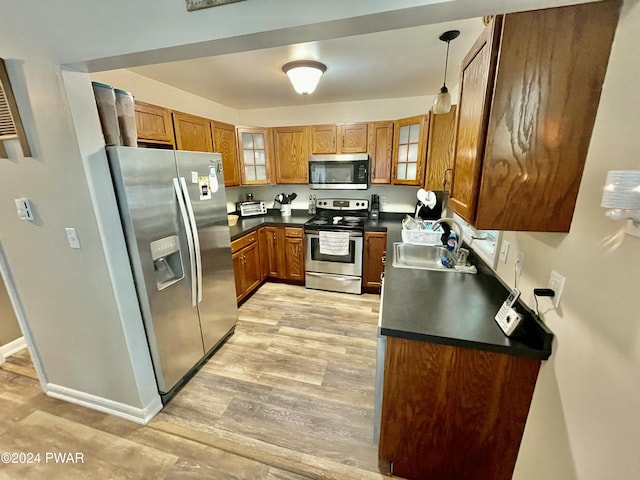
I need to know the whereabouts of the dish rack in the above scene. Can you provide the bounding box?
[401,216,442,246]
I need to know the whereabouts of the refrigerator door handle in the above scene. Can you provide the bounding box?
[179,177,203,304]
[173,178,197,307]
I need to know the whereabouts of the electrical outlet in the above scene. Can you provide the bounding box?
[499,240,510,264]
[380,196,387,205]
[515,250,525,276]
[548,270,566,308]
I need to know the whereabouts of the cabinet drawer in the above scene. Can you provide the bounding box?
[284,227,303,238]
[231,232,257,253]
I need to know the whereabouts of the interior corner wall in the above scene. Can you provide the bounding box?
[505,1,640,478]
[0,41,158,410]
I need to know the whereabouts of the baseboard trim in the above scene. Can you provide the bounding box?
[0,336,27,361]
[46,383,162,425]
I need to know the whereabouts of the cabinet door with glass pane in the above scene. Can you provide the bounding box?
[237,126,271,185]
[392,115,428,186]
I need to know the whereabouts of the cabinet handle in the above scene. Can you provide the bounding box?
[381,255,386,265]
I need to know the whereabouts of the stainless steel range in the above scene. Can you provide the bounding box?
[304,198,369,294]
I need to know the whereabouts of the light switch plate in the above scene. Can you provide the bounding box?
[499,240,510,263]
[65,228,81,249]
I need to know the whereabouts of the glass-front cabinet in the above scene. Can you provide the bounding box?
[392,115,428,186]
[237,126,271,185]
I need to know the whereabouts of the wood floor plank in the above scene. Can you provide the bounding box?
[151,417,389,480]
[0,410,178,479]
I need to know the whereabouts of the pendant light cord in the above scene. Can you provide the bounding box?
[443,40,451,88]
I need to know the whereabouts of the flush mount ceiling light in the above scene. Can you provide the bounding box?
[432,30,460,114]
[282,60,327,95]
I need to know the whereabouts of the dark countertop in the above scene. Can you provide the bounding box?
[380,223,553,360]
[228,210,553,360]
[228,210,314,240]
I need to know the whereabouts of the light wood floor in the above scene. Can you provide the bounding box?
[0,283,392,479]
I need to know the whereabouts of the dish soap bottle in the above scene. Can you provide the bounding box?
[446,231,457,252]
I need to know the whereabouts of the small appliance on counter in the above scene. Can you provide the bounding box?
[370,194,380,220]
[415,189,446,221]
[237,200,267,217]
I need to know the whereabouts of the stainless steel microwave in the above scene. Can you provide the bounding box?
[308,154,370,190]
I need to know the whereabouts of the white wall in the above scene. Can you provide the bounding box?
[508,1,640,478]
[0,21,159,416]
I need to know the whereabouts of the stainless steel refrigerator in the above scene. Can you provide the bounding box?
[106,146,238,400]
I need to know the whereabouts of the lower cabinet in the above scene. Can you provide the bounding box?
[283,227,304,281]
[260,226,284,279]
[232,226,305,303]
[378,337,540,480]
[258,226,305,282]
[231,232,261,303]
[363,232,387,293]
[234,225,386,299]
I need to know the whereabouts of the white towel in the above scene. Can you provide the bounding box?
[319,231,350,256]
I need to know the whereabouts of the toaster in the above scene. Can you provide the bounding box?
[237,201,267,217]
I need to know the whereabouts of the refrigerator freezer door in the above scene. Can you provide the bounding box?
[107,146,205,394]
[175,151,238,352]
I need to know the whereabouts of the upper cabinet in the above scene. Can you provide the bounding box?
[311,123,368,154]
[392,115,429,186]
[237,126,271,185]
[310,124,337,154]
[212,121,241,187]
[424,106,457,191]
[134,101,175,147]
[339,123,368,153]
[273,126,310,184]
[368,121,394,184]
[450,2,620,232]
[172,112,213,152]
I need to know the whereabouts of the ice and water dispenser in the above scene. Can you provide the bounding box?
[150,235,184,290]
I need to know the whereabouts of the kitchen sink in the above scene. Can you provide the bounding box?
[392,242,475,274]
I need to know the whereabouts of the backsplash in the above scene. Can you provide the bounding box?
[225,184,418,214]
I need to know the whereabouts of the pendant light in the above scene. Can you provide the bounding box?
[433,30,460,114]
[282,60,327,95]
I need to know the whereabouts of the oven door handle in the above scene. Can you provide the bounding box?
[304,229,363,237]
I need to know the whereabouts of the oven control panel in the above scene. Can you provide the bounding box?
[315,198,369,211]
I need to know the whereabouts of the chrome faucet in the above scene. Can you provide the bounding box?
[431,217,465,260]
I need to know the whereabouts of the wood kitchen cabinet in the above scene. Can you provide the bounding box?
[339,123,368,153]
[283,227,304,281]
[172,111,214,152]
[258,226,304,282]
[424,106,457,191]
[134,101,175,147]
[450,2,620,232]
[212,120,241,187]
[363,232,387,293]
[272,126,310,184]
[379,337,540,480]
[260,226,285,278]
[368,121,394,184]
[231,232,262,303]
[237,126,271,185]
[392,115,429,186]
[311,123,368,155]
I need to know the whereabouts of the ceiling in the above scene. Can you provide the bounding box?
[128,17,486,110]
